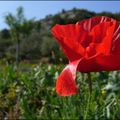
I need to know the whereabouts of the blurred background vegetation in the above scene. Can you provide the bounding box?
[0,6,120,65]
[0,6,120,119]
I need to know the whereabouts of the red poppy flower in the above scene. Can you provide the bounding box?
[51,16,120,96]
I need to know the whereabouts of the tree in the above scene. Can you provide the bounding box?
[0,29,10,39]
[4,6,35,66]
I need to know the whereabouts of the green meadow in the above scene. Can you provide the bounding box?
[0,62,120,119]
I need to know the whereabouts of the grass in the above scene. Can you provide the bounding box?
[0,62,120,119]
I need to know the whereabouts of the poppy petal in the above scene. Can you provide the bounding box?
[78,53,120,72]
[56,59,82,96]
[51,24,85,62]
[90,21,116,54]
[77,53,102,72]
[111,22,120,54]
[79,16,115,32]
[95,54,120,71]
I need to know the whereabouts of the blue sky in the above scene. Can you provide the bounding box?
[0,1,120,29]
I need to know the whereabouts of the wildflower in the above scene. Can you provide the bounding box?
[52,16,120,96]
[101,90,107,96]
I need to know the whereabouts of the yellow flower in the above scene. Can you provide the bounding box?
[101,90,107,95]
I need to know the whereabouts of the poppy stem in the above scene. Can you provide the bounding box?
[87,72,92,94]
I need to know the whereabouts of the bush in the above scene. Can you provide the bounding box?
[41,36,59,56]
[20,32,42,60]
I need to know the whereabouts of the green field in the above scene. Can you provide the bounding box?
[0,62,120,119]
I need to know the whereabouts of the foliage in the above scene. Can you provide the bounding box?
[4,6,36,65]
[20,31,42,60]
[41,36,59,56]
[0,8,120,63]
[0,63,120,119]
